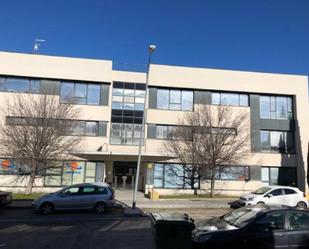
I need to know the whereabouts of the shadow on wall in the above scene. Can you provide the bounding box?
[281,120,306,191]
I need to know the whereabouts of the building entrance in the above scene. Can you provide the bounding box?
[113,161,137,189]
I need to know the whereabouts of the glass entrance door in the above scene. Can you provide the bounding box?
[113,161,137,189]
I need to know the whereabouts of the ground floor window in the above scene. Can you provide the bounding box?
[201,166,250,181]
[44,161,99,186]
[153,163,200,189]
[153,164,251,189]
[0,159,102,187]
[0,159,32,175]
[261,167,297,186]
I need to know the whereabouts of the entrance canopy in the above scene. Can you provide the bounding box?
[71,151,176,162]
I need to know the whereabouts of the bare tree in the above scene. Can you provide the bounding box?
[164,105,250,197]
[0,94,81,194]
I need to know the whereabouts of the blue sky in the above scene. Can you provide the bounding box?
[0,0,308,76]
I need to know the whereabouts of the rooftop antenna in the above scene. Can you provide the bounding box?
[33,39,45,54]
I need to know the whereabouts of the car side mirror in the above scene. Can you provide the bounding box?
[265,193,273,198]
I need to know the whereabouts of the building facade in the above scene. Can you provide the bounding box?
[0,51,308,196]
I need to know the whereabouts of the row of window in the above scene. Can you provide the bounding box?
[153,163,296,189]
[0,76,107,107]
[212,92,249,107]
[260,96,293,120]
[149,124,237,140]
[0,159,100,186]
[153,164,250,189]
[0,76,40,93]
[6,116,106,137]
[260,130,294,153]
[1,76,294,120]
[60,82,102,105]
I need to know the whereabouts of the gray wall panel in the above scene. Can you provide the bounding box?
[148,88,157,108]
[250,94,261,152]
[98,122,107,136]
[250,166,261,180]
[260,119,295,131]
[194,91,211,105]
[40,79,60,95]
[100,84,109,106]
[147,124,156,138]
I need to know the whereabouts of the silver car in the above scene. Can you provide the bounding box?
[32,183,115,214]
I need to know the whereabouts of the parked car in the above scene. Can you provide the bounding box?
[32,182,115,214]
[0,190,12,207]
[234,186,308,209]
[192,204,309,249]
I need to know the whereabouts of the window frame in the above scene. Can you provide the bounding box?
[60,81,103,106]
[260,130,295,154]
[259,95,293,120]
[153,163,200,189]
[261,166,297,186]
[0,76,42,94]
[156,88,194,111]
[211,92,249,107]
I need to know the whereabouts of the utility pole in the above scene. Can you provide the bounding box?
[132,44,156,209]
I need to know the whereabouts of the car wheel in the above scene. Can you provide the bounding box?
[94,202,107,214]
[40,202,54,215]
[296,201,307,209]
[257,202,265,205]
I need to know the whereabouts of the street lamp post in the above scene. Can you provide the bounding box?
[132,44,156,209]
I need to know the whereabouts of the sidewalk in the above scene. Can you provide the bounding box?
[116,190,235,209]
[8,190,236,209]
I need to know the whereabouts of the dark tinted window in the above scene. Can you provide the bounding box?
[250,212,285,232]
[269,189,283,196]
[284,189,297,195]
[96,187,108,194]
[288,212,309,230]
[82,187,96,194]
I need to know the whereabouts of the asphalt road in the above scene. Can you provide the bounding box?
[0,207,230,249]
[0,208,154,249]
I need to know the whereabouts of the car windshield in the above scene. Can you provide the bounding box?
[252,187,271,195]
[223,207,262,227]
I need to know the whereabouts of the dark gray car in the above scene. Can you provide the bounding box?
[192,204,309,249]
[32,183,115,214]
[0,190,12,207]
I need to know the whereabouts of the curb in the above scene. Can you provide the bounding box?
[7,200,33,209]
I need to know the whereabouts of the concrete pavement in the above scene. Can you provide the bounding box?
[115,190,235,209]
[8,189,236,210]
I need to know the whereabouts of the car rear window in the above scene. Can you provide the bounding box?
[96,187,107,194]
[284,189,297,195]
[82,187,96,194]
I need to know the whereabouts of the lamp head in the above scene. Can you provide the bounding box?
[148,44,156,53]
